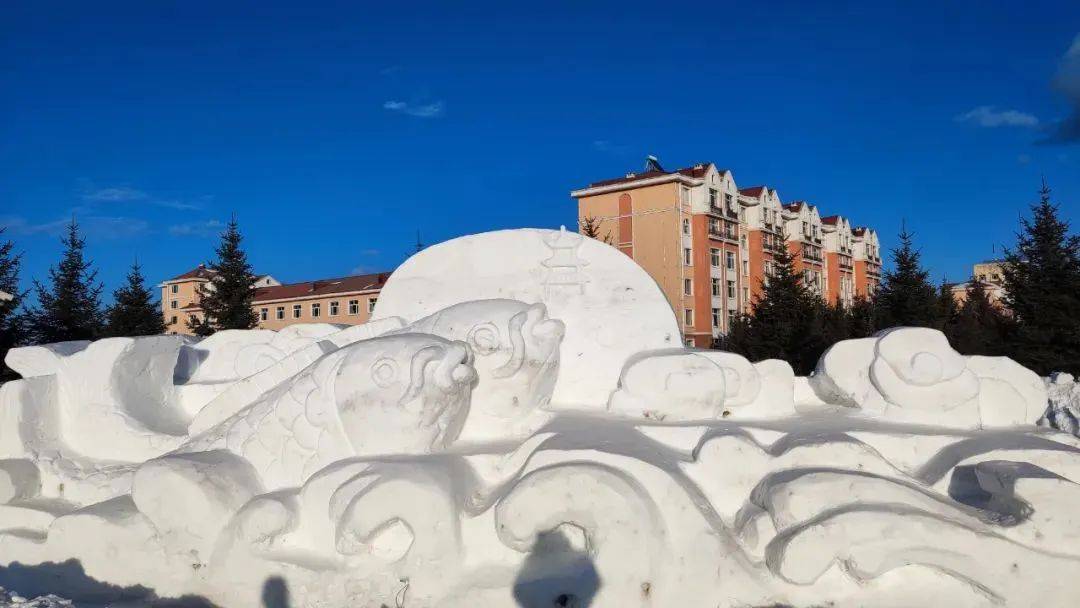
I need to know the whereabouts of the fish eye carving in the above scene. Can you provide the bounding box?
[467,323,500,356]
[371,357,400,388]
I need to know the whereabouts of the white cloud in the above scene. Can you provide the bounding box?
[955,106,1040,128]
[83,186,147,202]
[168,220,225,237]
[81,186,204,210]
[1,216,149,239]
[383,100,445,118]
[1041,33,1080,144]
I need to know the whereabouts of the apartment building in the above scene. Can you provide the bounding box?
[949,260,1007,307]
[160,264,389,335]
[573,157,881,347]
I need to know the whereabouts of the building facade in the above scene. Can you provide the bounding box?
[949,260,1007,307]
[160,264,388,335]
[573,158,882,347]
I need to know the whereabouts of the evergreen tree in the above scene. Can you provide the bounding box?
[25,219,104,344]
[722,238,825,374]
[935,279,959,332]
[579,215,612,244]
[188,216,258,335]
[1000,181,1080,374]
[874,223,940,330]
[1,228,26,382]
[847,296,877,339]
[819,300,851,348]
[105,261,166,337]
[946,280,1012,356]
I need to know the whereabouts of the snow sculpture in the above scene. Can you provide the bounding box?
[395,299,565,441]
[1,228,1078,608]
[809,326,1046,428]
[607,349,763,420]
[371,227,681,408]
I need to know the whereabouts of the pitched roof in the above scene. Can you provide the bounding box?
[851,227,867,236]
[587,162,712,188]
[821,215,840,225]
[739,186,766,197]
[783,202,804,212]
[166,264,216,282]
[252,272,390,303]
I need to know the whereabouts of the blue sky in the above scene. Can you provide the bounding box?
[2,1,1079,301]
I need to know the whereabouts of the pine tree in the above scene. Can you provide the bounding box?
[25,219,104,344]
[874,223,940,330]
[104,261,166,337]
[722,238,825,374]
[935,279,959,332]
[946,280,1012,356]
[579,215,613,244]
[188,216,258,335]
[1,228,26,382]
[1000,181,1080,374]
[819,300,851,348]
[847,296,877,339]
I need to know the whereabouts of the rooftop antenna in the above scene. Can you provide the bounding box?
[415,230,424,253]
[644,154,665,173]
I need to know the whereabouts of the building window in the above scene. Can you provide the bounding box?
[684,308,694,327]
[727,280,736,299]
[276,306,285,320]
[293,304,302,319]
[683,278,692,296]
[709,188,718,207]
[171,284,178,294]
[710,248,720,267]
[742,287,749,302]
[170,316,177,325]
[170,300,178,309]
[683,247,692,266]
[712,278,721,297]
[742,260,749,276]
[726,251,735,270]
[311,303,321,318]
[260,308,268,321]
[348,300,359,315]
[682,218,690,235]
[330,301,339,316]
[368,298,377,313]
[728,309,738,326]
[712,308,721,329]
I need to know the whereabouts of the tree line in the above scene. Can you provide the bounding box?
[719,182,1080,376]
[4,183,1079,383]
[0,217,259,382]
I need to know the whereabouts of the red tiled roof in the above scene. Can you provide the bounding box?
[180,302,202,311]
[252,272,390,303]
[166,265,216,282]
[821,215,840,225]
[739,186,766,197]
[852,227,867,236]
[587,163,712,188]
[783,202,804,211]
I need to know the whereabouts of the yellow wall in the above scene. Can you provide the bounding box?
[253,293,379,330]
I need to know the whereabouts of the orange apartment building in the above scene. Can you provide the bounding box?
[573,157,882,347]
[159,264,388,335]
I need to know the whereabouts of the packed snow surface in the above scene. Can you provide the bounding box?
[1,228,1078,607]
